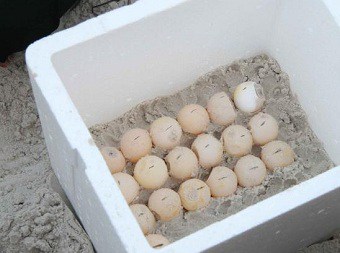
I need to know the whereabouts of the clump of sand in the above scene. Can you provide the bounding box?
[90,54,334,243]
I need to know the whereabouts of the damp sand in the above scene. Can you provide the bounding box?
[89,54,334,243]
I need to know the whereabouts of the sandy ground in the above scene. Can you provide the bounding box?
[0,1,339,252]
[90,54,334,243]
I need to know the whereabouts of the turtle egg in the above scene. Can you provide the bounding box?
[191,134,223,169]
[100,147,126,174]
[249,112,279,145]
[146,234,170,248]
[148,188,182,221]
[120,128,152,163]
[150,117,182,150]
[178,179,211,211]
[221,125,253,157]
[177,104,210,135]
[113,172,140,204]
[130,204,156,235]
[261,140,295,170]
[234,155,267,187]
[207,92,236,126]
[233,81,265,113]
[165,146,199,180]
[134,155,169,189]
[206,166,238,197]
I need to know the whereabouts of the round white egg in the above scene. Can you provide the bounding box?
[165,146,199,180]
[130,204,156,235]
[261,140,295,170]
[191,134,223,169]
[113,172,140,204]
[148,188,182,221]
[178,179,211,211]
[177,104,210,135]
[146,234,170,248]
[221,125,253,157]
[150,117,182,150]
[249,112,279,145]
[234,155,267,187]
[233,81,265,113]
[120,128,152,163]
[134,155,169,189]
[207,92,236,126]
[100,147,126,174]
[206,166,238,197]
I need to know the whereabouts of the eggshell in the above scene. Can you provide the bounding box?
[234,155,267,187]
[100,147,126,173]
[249,112,279,145]
[130,204,156,235]
[191,134,223,169]
[177,104,210,135]
[206,166,238,197]
[207,92,236,126]
[221,125,253,157]
[121,128,152,163]
[178,179,211,211]
[261,140,295,170]
[148,188,182,221]
[146,234,170,248]
[165,146,199,180]
[150,117,182,150]
[113,172,140,204]
[134,155,169,189]
[233,81,265,113]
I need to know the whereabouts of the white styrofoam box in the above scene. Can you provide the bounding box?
[26,0,340,252]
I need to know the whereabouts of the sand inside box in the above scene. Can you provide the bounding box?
[89,54,334,243]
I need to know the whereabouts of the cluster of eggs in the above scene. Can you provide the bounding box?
[100,81,295,248]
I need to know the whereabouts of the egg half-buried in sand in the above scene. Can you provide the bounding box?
[248,112,279,145]
[206,166,238,197]
[148,188,182,221]
[146,234,170,248]
[165,146,199,180]
[100,147,126,174]
[178,179,211,211]
[234,155,267,187]
[113,172,140,204]
[207,92,236,126]
[191,134,223,169]
[233,81,265,113]
[120,128,152,163]
[134,155,169,189]
[150,117,182,150]
[261,140,295,170]
[177,104,210,135]
[130,204,156,235]
[221,125,253,157]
